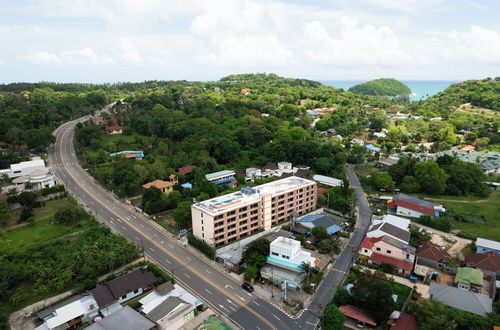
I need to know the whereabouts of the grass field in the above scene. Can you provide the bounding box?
[391,282,412,309]
[1,199,94,252]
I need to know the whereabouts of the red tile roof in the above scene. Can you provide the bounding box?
[416,240,451,262]
[360,236,383,250]
[465,252,500,272]
[391,312,418,330]
[105,125,123,131]
[370,253,414,272]
[339,305,377,326]
[393,195,436,216]
[317,187,327,195]
[178,165,197,175]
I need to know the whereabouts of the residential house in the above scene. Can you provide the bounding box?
[86,306,155,330]
[92,117,109,125]
[142,180,174,194]
[294,213,347,235]
[415,240,451,270]
[6,168,56,194]
[374,132,387,139]
[0,158,46,178]
[35,295,98,330]
[476,238,500,254]
[455,267,484,291]
[339,305,377,328]
[177,165,197,176]
[241,88,250,95]
[376,156,399,169]
[465,252,500,279]
[390,312,418,330]
[429,283,493,317]
[359,235,415,275]
[312,174,342,187]
[306,109,319,117]
[139,282,201,330]
[366,222,410,244]
[91,270,156,315]
[350,138,364,146]
[109,150,144,159]
[387,194,446,218]
[205,170,237,188]
[261,237,319,289]
[168,174,178,185]
[370,214,410,231]
[104,118,123,135]
[365,144,381,153]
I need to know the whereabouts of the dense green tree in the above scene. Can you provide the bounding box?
[0,199,8,226]
[414,161,448,194]
[242,238,270,268]
[54,205,88,225]
[172,201,192,228]
[371,172,395,190]
[323,304,346,330]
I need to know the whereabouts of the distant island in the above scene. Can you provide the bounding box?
[348,78,412,98]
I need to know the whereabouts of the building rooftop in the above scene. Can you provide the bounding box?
[193,176,314,214]
[205,170,235,180]
[465,252,500,272]
[455,267,483,285]
[368,222,410,243]
[142,179,174,190]
[476,237,500,251]
[86,306,155,330]
[429,283,493,316]
[416,240,451,262]
[339,305,377,327]
[312,174,342,187]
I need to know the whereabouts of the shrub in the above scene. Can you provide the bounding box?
[146,263,173,284]
[457,231,476,240]
[188,233,215,259]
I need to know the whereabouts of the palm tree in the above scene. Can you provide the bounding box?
[300,261,313,286]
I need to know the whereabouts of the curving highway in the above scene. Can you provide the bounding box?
[48,110,371,329]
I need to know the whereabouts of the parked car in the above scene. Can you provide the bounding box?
[444,236,456,243]
[242,282,254,292]
[357,320,366,328]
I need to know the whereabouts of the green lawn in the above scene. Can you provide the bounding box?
[1,199,94,252]
[197,315,233,330]
[391,282,412,309]
[7,199,73,225]
[98,133,152,148]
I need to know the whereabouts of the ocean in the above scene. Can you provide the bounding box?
[322,80,457,101]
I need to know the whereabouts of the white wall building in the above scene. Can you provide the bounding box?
[0,158,46,178]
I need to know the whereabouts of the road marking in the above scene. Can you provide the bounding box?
[186,256,192,261]
[257,327,261,330]
[273,314,280,321]
[149,247,154,251]
[115,218,121,222]
[165,259,171,264]
[135,236,140,240]
[229,306,236,312]
[205,269,212,275]
[205,289,212,295]
[252,301,260,306]
[245,292,252,297]
[224,285,233,289]
[110,220,114,224]
[306,321,315,326]
[121,226,127,230]
[219,304,228,312]
[235,294,245,301]
[160,241,164,244]
[168,244,174,248]
[183,273,191,279]
[226,299,237,306]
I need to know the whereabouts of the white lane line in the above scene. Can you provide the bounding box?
[273,314,280,321]
[229,306,236,312]
[218,304,228,312]
[257,327,262,330]
[99,209,104,213]
[245,292,252,297]
[121,226,127,230]
[160,241,164,244]
[186,256,192,261]
[116,218,122,222]
[134,236,140,240]
[252,301,260,306]
[149,247,154,251]
[168,244,174,248]
[205,269,212,275]
[226,299,237,306]
[224,284,233,289]
[183,273,191,279]
[305,321,315,326]
[205,289,213,295]
[110,220,114,225]
[235,294,245,301]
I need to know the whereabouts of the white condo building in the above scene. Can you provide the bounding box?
[191,177,317,247]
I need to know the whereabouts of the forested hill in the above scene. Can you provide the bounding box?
[220,73,322,88]
[421,77,500,111]
[348,78,411,97]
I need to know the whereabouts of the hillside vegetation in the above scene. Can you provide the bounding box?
[348,78,411,97]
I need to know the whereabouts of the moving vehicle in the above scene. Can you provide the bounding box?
[242,282,254,292]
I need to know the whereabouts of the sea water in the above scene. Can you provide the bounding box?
[322,80,457,101]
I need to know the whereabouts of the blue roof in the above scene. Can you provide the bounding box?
[214,176,236,185]
[298,214,343,235]
[365,144,381,152]
[267,256,302,271]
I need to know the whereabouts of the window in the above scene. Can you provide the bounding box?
[272,252,279,256]
[201,213,203,218]
[364,249,368,253]
[134,289,139,294]
[406,253,410,259]
[387,250,391,254]
[376,247,381,251]
[202,233,204,238]
[282,255,290,259]
[121,295,127,299]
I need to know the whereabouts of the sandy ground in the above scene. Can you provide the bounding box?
[412,222,472,259]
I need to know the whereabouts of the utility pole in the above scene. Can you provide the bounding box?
[271,268,274,299]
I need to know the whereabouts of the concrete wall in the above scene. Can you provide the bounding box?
[372,240,415,263]
[396,206,425,218]
[191,207,215,246]
[116,288,143,304]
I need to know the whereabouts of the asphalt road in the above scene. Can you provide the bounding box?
[48,111,372,330]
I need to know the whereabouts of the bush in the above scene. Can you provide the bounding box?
[19,207,34,223]
[188,233,215,259]
[40,184,66,196]
[457,231,476,240]
[379,262,395,274]
[414,215,451,232]
[244,265,258,282]
[146,263,173,284]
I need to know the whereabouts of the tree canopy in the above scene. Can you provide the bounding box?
[348,78,411,97]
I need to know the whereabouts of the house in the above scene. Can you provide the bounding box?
[476,238,500,254]
[312,174,342,187]
[313,107,336,115]
[91,270,156,313]
[6,168,56,194]
[86,306,155,330]
[168,174,178,185]
[367,222,410,244]
[0,158,46,178]
[374,132,387,138]
[376,156,399,169]
[359,236,415,274]
[260,237,319,288]
[177,165,197,176]
[387,194,445,218]
[415,240,451,269]
[92,117,109,125]
[241,88,250,95]
[390,312,418,330]
[350,138,364,146]
[306,109,319,117]
[104,118,123,135]
[370,214,410,231]
[139,282,201,330]
[109,150,144,159]
[429,283,493,316]
[465,252,500,279]
[181,183,192,189]
[35,295,98,330]
[455,267,483,291]
[142,180,174,194]
[205,170,237,188]
[365,144,381,153]
[339,305,377,328]
[295,213,347,235]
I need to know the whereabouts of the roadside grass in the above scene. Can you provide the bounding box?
[7,199,74,225]
[197,315,232,330]
[97,133,152,149]
[1,199,95,252]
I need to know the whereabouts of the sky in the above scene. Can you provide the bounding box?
[0,0,499,83]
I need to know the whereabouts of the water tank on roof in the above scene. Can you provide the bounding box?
[241,187,258,195]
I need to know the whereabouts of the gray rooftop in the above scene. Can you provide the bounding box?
[369,222,410,243]
[85,306,155,330]
[429,283,493,316]
[146,296,186,322]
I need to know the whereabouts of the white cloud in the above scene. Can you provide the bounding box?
[361,0,445,14]
[19,48,113,65]
[0,58,4,65]
[114,38,144,65]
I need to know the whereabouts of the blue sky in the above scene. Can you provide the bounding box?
[0,0,499,83]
